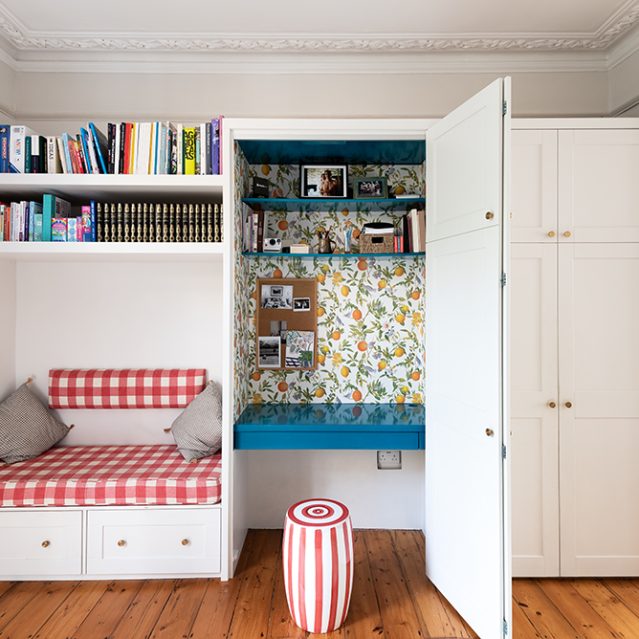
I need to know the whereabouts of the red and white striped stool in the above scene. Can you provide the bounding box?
[283,498,354,634]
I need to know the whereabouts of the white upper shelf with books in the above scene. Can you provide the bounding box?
[0,241,225,262]
[0,174,224,199]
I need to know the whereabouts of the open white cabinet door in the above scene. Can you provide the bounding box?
[425,78,511,638]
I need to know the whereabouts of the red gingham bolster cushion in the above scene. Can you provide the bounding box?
[48,369,207,409]
[0,445,221,507]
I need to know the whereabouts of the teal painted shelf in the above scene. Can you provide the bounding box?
[241,251,424,259]
[242,197,425,213]
[234,402,425,450]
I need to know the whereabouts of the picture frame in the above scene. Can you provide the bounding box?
[353,177,388,199]
[300,165,347,198]
[293,297,311,312]
[257,336,281,369]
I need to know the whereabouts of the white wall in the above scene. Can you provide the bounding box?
[15,260,223,445]
[0,58,15,121]
[12,68,610,131]
[245,450,424,529]
[0,261,16,401]
[609,46,639,116]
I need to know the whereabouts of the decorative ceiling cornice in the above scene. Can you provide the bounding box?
[0,3,638,55]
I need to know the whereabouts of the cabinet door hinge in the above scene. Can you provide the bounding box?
[500,272,507,287]
[503,101,508,116]
[504,618,509,635]
[502,444,507,460]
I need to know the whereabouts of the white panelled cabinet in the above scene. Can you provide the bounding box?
[511,122,639,577]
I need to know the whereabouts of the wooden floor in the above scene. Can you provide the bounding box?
[0,530,638,638]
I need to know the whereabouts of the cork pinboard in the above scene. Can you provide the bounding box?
[255,278,318,371]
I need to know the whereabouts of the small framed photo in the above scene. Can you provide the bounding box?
[301,165,347,198]
[353,177,388,198]
[293,297,311,312]
[261,284,293,309]
[285,330,315,368]
[258,336,281,368]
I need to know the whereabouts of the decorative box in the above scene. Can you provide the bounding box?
[360,222,395,253]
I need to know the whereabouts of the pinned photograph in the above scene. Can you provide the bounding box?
[261,284,293,309]
[258,336,281,368]
[293,297,311,312]
[285,330,315,368]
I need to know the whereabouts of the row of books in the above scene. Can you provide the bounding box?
[394,208,426,253]
[0,196,223,243]
[0,119,223,176]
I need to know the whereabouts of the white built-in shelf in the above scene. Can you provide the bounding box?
[0,174,224,199]
[0,242,225,262]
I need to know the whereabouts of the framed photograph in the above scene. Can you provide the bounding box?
[258,336,281,368]
[293,297,311,312]
[285,330,315,368]
[301,165,347,198]
[261,284,293,309]
[353,177,388,198]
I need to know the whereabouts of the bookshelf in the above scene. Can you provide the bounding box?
[242,196,425,213]
[241,251,423,259]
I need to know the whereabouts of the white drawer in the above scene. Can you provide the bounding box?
[86,508,221,575]
[0,510,82,576]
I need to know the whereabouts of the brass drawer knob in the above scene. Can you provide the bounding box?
[547,401,557,408]
[547,231,556,238]
[485,428,494,437]
[563,230,572,238]
[485,212,494,221]
[564,401,573,408]
[117,539,127,547]
[41,540,50,548]
[181,538,190,546]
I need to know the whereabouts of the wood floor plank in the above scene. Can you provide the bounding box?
[603,579,639,620]
[111,579,176,639]
[190,578,243,639]
[33,581,110,639]
[571,579,639,638]
[149,579,208,639]
[392,529,473,639]
[71,580,143,639]
[512,596,542,639]
[0,584,16,601]
[0,580,76,639]
[536,579,621,639]
[364,530,424,639]
[512,579,581,639]
[227,529,282,639]
[0,582,51,632]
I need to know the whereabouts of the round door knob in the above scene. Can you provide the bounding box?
[485,428,494,437]
[563,231,572,238]
[485,212,494,220]
[547,401,557,408]
[547,231,556,238]
[564,401,573,408]
[41,540,50,548]
[181,538,190,546]
[117,539,127,547]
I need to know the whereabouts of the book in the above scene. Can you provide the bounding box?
[67,216,79,242]
[183,127,196,175]
[135,122,152,175]
[211,118,220,175]
[42,194,71,243]
[155,203,162,242]
[79,128,94,174]
[51,217,67,242]
[10,125,36,173]
[88,122,108,174]
[46,137,61,174]
[123,203,131,241]
[32,203,43,241]
[174,204,182,242]
[56,137,68,174]
[81,206,92,242]
[0,125,9,173]
[61,133,74,173]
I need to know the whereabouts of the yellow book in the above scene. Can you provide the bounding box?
[183,127,196,175]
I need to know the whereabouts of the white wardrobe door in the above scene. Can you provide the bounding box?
[510,244,559,577]
[558,130,639,243]
[559,243,639,576]
[511,130,558,243]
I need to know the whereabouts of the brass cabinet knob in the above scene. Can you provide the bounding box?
[485,428,494,437]
[547,401,557,408]
[563,231,572,238]
[41,540,50,548]
[564,401,573,408]
[547,231,556,238]
[117,539,127,547]
[485,212,494,220]
[181,538,190,546]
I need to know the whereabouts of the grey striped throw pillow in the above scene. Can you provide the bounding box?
[171,381,222,462]
[0,383,71,464]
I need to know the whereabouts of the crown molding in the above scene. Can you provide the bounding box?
[608,22,639,67]
[0,1,637,73]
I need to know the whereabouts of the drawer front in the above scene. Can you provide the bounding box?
[87,508,221,575]
[0,510,82,576]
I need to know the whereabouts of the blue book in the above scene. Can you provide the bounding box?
[32,202,43,241]
[88,122,108,174]
[90,200,97,242]
[27,201,34,241]
[0,125,9,173]
[61,134,74,174]
[79,128,93,173]
[211,118,220,175]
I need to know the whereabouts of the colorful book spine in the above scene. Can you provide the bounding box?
[88,122,108,174]
[211,118,220,175]
[183,127,196,175]
[81,205,92,242]
[0,125,9,173]
[42,194,71,242]
[90,200,97,242]
[33,202,43,241]
[51,217,67,242]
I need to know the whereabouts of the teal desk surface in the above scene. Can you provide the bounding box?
[234,402,425,450]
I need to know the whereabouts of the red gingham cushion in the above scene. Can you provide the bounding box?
[0,445,221,507]
[48,369,206,409]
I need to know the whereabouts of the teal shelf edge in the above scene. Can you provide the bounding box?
[242,197,425,212]
[241,251,425,259]
[234,402,425,450]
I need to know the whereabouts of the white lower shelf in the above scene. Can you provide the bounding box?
[0,242,225,262]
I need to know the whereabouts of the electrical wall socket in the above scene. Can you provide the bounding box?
[377,450,402,470]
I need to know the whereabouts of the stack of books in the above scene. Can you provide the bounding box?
[0,196,223,243]
[395,208,425,253]
[0,119,223,175]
